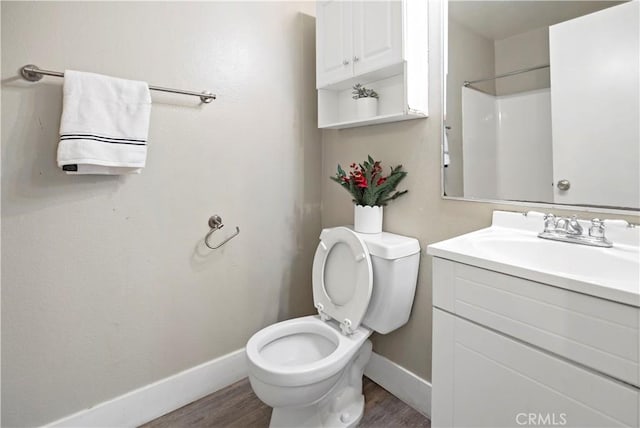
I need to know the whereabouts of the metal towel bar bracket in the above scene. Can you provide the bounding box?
[205,215,240,249]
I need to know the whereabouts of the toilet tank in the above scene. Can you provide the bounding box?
[358,231,421,334]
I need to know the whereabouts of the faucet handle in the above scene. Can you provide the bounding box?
[543,213,556,232]
[589,218,606,239]
[567,215,583,235]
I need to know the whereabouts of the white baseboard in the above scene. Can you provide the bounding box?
[43,348,429,427]
[364,352,432,417]
[45,348,247,428]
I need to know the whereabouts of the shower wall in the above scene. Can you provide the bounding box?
[462,87,553,203]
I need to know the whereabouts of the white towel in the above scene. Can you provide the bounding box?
[57,70,151,175]
[443,129,451,167]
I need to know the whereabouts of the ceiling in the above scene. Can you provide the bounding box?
[449,1,626,40]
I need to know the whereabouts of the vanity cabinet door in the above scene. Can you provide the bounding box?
[432,308,639,428]
[351,1,403,76]
[432,257,639,387]
[316,0,353,88]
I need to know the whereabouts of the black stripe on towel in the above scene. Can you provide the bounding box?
[61,133,146,143]
[60,136,146,146]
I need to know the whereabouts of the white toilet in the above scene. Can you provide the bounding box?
[246,226,420,427]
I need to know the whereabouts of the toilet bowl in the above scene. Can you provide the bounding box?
[247,315,372,426]
[246,227,420,427]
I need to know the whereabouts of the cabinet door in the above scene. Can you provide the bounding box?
[432,258,640,387]
[316,1,353,88]
[432,309,639,428]
[352,1,403,76]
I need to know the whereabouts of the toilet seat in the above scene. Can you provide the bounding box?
[312,227,373,335]
[246,316,371,387]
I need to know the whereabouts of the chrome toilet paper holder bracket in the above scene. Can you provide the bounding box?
[205,215,240,249]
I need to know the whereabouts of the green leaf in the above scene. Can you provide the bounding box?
[379,190,408,205]
[330,159,408,206]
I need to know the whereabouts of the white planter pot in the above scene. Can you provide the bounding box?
[355,97,378,119]
[354,205,383,234]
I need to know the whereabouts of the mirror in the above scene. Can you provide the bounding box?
[443,1,639,211]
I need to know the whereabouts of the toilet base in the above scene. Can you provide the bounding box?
[268,339,373,428]
[270,396,363,428]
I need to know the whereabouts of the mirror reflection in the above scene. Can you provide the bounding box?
[443,0,639,210]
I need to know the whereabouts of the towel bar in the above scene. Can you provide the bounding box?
[20,64,216,103]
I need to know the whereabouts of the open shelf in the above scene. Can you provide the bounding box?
[318,62,428,130]
[318,62,405,91]
[320,112,427,130]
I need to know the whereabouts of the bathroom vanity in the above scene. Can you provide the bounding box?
[428,211,640,428]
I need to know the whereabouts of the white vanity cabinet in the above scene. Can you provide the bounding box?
[430,258,640,428]
[315,0,428,129]
[316,1,402,88]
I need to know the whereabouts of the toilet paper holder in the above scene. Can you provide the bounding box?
[205,215,240,249]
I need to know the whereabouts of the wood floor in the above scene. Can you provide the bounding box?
[141,377,430,428]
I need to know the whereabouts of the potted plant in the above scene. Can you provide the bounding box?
[352,83,379,119]
[330,155,408,233]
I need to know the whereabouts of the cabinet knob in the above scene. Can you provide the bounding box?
[353,56,360,62]
[342,59,350,66]
[557,179,571,191]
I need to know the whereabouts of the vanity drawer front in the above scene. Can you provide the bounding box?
[432,309,639,428]
[433,257,640,387]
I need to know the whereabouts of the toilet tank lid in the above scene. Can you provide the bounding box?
[320,227,420,259]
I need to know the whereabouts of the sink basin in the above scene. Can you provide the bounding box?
[428,211,640,307]
[469,230,639,290]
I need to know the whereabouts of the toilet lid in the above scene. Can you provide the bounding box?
[312,227,373,335]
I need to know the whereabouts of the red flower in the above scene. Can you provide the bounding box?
[351,170,368,188]
[333,156,407,206]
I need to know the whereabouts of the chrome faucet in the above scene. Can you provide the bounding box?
[538,214,612,247]
[589,219,606,239]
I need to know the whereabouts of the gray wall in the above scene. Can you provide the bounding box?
[1,2,320,426]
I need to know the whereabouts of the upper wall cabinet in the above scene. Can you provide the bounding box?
[317,1,402,87]
[316,0,428,129]
[316,1,353,86]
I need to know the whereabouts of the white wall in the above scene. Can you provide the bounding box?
[1,2,320,427]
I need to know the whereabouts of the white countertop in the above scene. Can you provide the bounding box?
[427,211,640,307]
